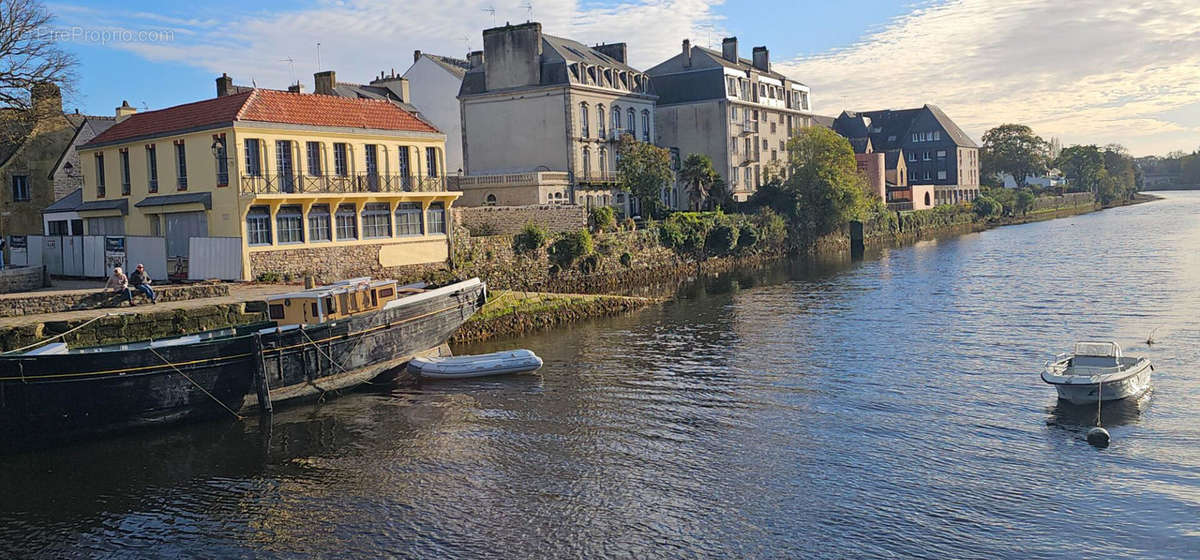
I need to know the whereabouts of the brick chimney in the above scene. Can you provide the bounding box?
[752,46,769,72]
[594,42,627,64]
[682,39,692,68]
[722,37,738,63]
[314,70,336,95]
[216,73,234,97]
[287,82,305,93]
[115,100,136,122]
[483,21,542,91]
[467,50,484,69]
[369,70,410,103]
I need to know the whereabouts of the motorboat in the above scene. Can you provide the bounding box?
[408,349,543,379]
[1041,341,1153,405]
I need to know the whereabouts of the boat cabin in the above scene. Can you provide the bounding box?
[1071,341,1122,368]
[263,278,417,326]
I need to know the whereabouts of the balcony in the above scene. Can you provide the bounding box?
[738,121,759,135]
[448,171,571,191]
[239,173,447,195]
[576,171,618,186]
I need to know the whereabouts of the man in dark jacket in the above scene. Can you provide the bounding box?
[129,263,157,304]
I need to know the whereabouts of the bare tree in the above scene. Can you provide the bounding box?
[0,0,76,136]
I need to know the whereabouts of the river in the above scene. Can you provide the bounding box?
[2,193,1198,559]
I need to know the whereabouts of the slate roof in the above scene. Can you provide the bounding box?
[690,46,798,84]
[543,35,638,73]
[834,105,977,150]
[460,34,646,96]
[811,114,836,129]
[421,53,471,79]
[43,187,82,213]
[84,89,438,147]
[76,198,129,214]
[134,192,212,210]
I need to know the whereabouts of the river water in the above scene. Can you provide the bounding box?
[2,193,1198,559]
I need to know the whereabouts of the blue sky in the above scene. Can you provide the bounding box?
[48,0,1200,156]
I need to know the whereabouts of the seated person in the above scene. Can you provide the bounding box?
[105,266,135,306]
[129,263,157,304]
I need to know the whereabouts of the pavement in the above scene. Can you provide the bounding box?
[0,283,297,328]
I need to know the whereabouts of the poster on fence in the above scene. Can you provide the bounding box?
[104,236,126,271]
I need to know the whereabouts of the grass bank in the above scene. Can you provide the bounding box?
[450,290,661,344]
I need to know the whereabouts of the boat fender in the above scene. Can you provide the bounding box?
[1087,427,1110,448]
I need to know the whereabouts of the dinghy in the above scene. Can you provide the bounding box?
[1041,341,1153,405]
[408,349,543,379]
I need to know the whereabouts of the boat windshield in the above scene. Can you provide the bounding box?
[1074,341,1120,358]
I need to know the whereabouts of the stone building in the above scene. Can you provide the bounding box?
[0,83,85,237]
[455,22,657,216]
[647,37,816,205]
[77,80,457,281]
[833,105,980,206]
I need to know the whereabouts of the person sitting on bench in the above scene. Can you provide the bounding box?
[129,263,157,304]
[105,266,134,306]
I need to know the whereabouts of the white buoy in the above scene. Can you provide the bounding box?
[1087,426,1111,448]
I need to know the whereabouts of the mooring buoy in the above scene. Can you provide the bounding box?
[1087,426,1111,448]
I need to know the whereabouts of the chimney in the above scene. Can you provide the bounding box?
[314,70,336,95]
[30,81,61,117]
[413,50,422,63]
[682,39,692,68]
[722,37,738,63]
[287,82,305,94]
[594,42,627,64]
[752,46,769,72]
[115,100,136,122]
[369,73,410,103]
[483,21,542,91]
[467,50,484,69]
[216,73,234,97]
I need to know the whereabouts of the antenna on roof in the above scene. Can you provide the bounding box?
[522,1,533,22]
[482,5,496,27]
[316,42,322,70]
[281,57,296,84]
[462,35,472,53]
[140,101,148,111]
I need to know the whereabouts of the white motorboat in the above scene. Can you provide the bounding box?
[1041,341,1153,405]
[407,349,544,379]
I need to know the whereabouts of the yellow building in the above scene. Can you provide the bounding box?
[77,86,457,281]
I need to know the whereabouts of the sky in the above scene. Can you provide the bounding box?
[45,0,1200,157]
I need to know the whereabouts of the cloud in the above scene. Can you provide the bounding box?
[57,0,724,95]
[777,0,1200,155]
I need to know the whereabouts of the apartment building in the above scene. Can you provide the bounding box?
[76,80,457,281]
[647,37,815,205]
[456,22,657,215]
[404,51,472,176]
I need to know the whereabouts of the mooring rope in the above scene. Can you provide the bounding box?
[148,346,245,421]
[2,312,117,355]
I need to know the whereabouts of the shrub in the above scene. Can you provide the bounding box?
[973,195,1002,218]
[658,220,685,249]
[512,222,548,255]
[256,271,281,283]
[579,254,601,274]
[754,208,787,248]
[706,222,739,255]
[738,223,759,251]
[622,217,636,231]
[619,252,633,267]
[468,222,501,236]
[589,206,616,232]
[547,229,594,268]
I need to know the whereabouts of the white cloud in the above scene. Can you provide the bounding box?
[59,0,724,96]
[778,0,1200,155]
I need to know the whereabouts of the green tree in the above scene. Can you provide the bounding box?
[980,124,1050,188]
[511,222,547,255]
[679,153,721,211]
[547,229,594,270]
[1056,145,1105,193]
[616,134,673,219]
[749,126,872,239]
[588,206,615,232]
[973,195,1002,218]
[1013,189,1035,216]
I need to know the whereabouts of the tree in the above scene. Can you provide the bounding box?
[0,0,77,140]
[973,195,1002,218]
[1013,189,1035,216]
[616,134,673,219]
[980,124,1050,188]
[749,126,872,239]
[1056,145,1105,193]
[679,153,720,211]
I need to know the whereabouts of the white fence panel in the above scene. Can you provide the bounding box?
[126,236,168,281]
[7,235,28,266]
[83,236,106,278]
[188,237,243,281]
[61,236,84,277]
[25,236,43,268]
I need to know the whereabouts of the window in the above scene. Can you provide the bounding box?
[95,153,106,197]
[213,136,228,186]
[361,202,391,238]
[600,147,609,176]
[731,106,738,122]
[276,205,303,244]
[771,149,777,161]
[244,139,262,176]
[597,106,606,137]
[11,175,29,201]
[364,144,379,190]
[335,203,357,240]
[308,204,331,242]
[119,150,131,195]
[727,76,737,97]
[398,146,411,178]
[934,131,941,141]
[246,206,271,245]
[612,105,622,131]
[395,202,423,236]
[912,133,920,143]
[627,108,636,138]
[937,170,947,180]
[937,150,947,159]
[580,103,589,138]
[174,142,188,190]
[268,304,285,320]
[146,145,158,193]
[70,219,82,235]
[642,110,650,142]
[582,147,591,177]
[276,140,295,192]
[87,216,124,236]
[426,147,438,178]
[923,171,932,181]
[732,137,738,154]
[923,151,931,161]
[485,193,497,206]
[47,220,68,235]
[306,141,321,175]
[908,152,916,162]
[333,143,348,176]
[426,202,446,234]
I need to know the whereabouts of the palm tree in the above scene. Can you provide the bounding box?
[680,153,719,211]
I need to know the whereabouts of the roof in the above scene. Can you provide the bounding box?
[543,35,638,74]
[134,192,212,210]
[76,198,129,214]
[460,33,648,96]
[690,46,797,83]
[811,114,836,129]
[49,115,116,179]
[84,89,438,147]
[834,105,977,150]
[43,187,82,213]
[421,53,471,79]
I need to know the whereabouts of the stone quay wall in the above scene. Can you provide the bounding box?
[0,266,47,294]
[453,205,587,237]
[0,283,229,318]
[249,245,449,287]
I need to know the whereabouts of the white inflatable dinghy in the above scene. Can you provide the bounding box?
[408,349,543,379]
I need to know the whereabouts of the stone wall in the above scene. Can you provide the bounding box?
[0,282,229,318]
[0,266,47,294]
[1031,192,1095,212]
[453,205,587,236]
[249,244,451,286]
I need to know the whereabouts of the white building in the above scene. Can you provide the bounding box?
[403,51,471,176]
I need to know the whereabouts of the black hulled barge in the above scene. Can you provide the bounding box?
[0,278,486,448]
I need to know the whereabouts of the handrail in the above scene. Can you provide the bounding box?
[239,173,447,194]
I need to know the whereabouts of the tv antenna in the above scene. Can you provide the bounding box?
[482,6,496,26]
[316,42,322,70]
[522,1,534,21]
[462,35,472,53]
[281,57,296,83]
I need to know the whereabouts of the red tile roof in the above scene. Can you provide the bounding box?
[84,89,439,147]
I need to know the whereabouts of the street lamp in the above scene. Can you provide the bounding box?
[211,137,230,186]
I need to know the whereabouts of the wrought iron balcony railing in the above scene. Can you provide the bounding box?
[239,173,447,195]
